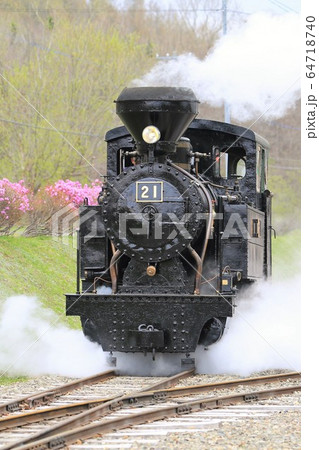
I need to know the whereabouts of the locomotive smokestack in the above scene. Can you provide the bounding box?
[115,87,199,154]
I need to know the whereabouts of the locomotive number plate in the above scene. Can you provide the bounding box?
[136,181,163,202]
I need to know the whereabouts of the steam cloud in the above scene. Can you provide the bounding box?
[0,296,107,378]
[196,277,300,376]
[136,12,300,121]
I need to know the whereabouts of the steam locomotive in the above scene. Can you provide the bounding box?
[66,87,272,367]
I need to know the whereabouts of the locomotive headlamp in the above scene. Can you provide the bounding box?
[142,126,161,144]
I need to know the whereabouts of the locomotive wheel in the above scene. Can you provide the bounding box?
[198,317,226,346]
[80,317,101,345]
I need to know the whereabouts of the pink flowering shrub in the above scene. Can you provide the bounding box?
[45,179,101,208]
[0,178,102,236]
[24,179,102,236]
[0,179,31,234]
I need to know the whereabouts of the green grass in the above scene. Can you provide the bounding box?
[272,228,301,280]
[0,375,29,386]
[0,236,80,329]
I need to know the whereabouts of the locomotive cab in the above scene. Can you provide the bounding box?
[65,87,272,369]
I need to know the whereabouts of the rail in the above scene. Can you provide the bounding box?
[1,369,195,450]
[1,371,300,450]
[0,371,299,431]
[0,369,116,415]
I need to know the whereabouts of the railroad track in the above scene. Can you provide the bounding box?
[0,370,116,415]
[0,370,300,450]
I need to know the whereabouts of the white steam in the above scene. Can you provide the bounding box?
[96,285,112,295]
[0,296,107,378]
[196,277,300,376]
[136,12,300,120]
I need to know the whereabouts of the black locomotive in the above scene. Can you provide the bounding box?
[66,87,272,367]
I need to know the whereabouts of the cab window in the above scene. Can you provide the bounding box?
[214,147,246,179]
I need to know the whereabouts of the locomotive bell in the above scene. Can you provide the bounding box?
[115,87,199,154]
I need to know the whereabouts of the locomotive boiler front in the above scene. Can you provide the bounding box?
[102,163,209,263]
[101,87,209,266]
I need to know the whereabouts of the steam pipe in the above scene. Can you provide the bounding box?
[187,245,202,295]
[169,162,214,264]
[110,241,118,277]
[110,249,122,294]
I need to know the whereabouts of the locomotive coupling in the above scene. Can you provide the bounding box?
[129,324,165,352]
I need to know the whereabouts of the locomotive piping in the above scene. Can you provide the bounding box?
[169,162,214,293]
[187,245,202,295]
[110,249,122,294]
[110,241,118,277]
